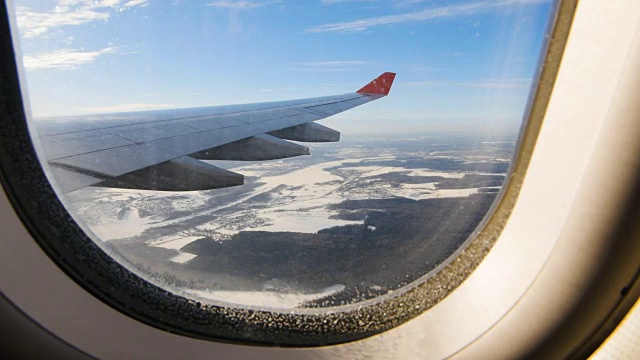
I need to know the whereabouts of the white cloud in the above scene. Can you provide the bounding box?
[123,0,150,7]
[84,103,176,113]
[308,0,549,33]
[16,0,149,39]
[23,47,117,70]
[208,0,281,9]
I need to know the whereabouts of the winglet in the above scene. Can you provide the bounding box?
[357,72,396,96]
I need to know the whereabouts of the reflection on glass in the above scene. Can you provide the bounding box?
[13,0,554,310]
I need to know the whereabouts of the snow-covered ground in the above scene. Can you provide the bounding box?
[90,207,154,241]
[72,154,493,250]
[61,139,513,309]
[148,235,205,250]
[169,252,197,264]
[193,158,479,238]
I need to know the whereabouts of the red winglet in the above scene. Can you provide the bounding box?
[356,72,396,95]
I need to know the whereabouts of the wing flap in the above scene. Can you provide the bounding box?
[48,166,105,193]
[269,123,340,142]
[191,134,309,161]
[96,156,244,191]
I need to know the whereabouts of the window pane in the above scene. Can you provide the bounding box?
[12,0,555,310]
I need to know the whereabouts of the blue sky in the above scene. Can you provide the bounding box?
[12,0,553,135]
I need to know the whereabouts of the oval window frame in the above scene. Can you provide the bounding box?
[0,0,576,346]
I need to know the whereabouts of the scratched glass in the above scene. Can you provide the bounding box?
[13,0,555,310]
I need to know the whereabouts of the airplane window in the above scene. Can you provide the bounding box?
[5,0,559,344]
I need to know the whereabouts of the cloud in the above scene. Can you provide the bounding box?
[207,0,281,9]
[308,0,549,33]
[23,47,117,70]
[406,78,532,89]
[123,0,150,7]
[16,0,149,39]
[84,103,176,113]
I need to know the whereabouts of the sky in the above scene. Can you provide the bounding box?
[11,0,554,135]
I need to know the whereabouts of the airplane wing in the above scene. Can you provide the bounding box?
[34,72,396,193]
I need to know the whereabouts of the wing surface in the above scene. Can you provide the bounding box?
[35,72,396,193]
